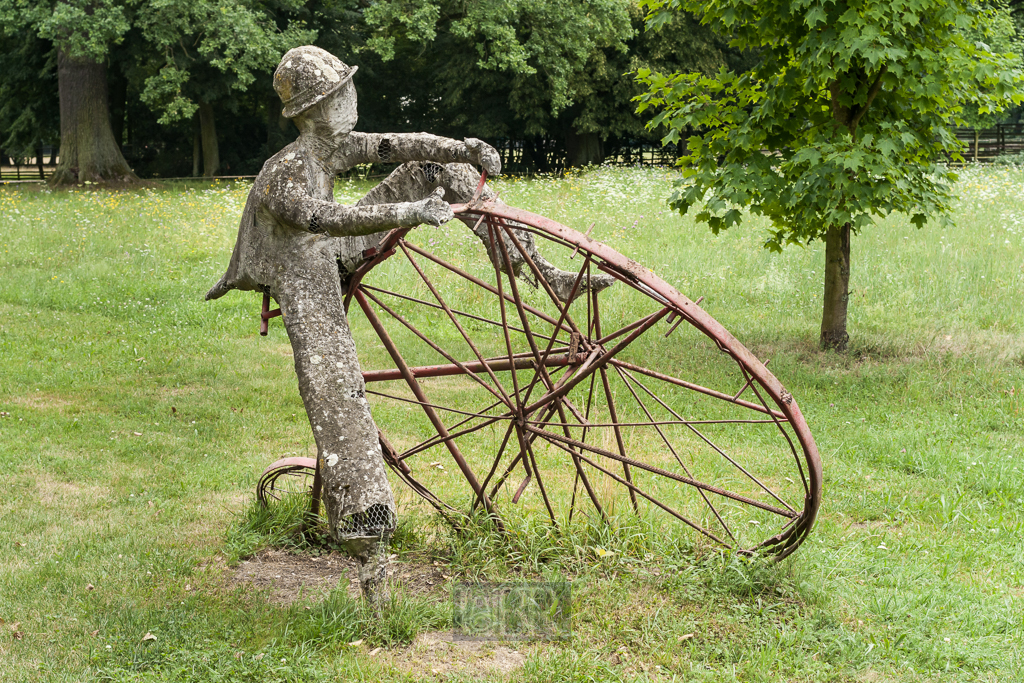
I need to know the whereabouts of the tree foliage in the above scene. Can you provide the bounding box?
[133,0,315,124]
[359,0,635,136]
[635,0,1024,252]
[0,28,59,156]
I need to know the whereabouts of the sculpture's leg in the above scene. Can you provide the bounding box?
[274,268,394,601]
[352,162,614,301]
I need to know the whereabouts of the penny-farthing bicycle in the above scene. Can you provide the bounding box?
[257,174,823,559]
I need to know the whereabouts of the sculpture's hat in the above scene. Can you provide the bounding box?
[274,46,358,119]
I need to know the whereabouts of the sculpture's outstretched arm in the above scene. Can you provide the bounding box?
[342,132,501,176]
[355,162,615,302]
[261,159,453,236]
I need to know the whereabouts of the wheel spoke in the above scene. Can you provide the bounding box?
[613,364,736,543]
[360,287,513,408]
[498,219,583,336]
[742,368,810,498]
[608,359,787,419]
[535,430,729,546]
[517,425,557,524]
[488,224,524,413]
[476,420,519,511]
[592,288,639,514]
[362,285,565,346]
[399,242,516,411]
[523,424,796,519]
[599,365,639,514]
[354,289,499,523]
[364,389,503,422]
[615,365,797,515]
[403,239,573,342]
[489,220,574,411]
[523,306,671,416]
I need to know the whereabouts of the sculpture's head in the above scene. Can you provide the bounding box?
[275,46,358,139]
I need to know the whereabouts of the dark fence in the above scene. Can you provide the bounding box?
[488,138,682,175]
[7,130,1023,183]
[0,159,52,181]
[0,146,56,181]
[954,124,1024,162]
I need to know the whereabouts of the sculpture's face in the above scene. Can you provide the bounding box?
[320,81,358,138]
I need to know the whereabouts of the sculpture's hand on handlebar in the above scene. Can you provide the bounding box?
[464,138,502,176]
[408,187,454,226]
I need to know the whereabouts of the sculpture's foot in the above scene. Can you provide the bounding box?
[533,254,616,303]
[341,534,391,604]
[462,215,616,303]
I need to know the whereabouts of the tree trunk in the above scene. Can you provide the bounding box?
[50,50,139,187]
[198,101,219,177]
[820,222,851,351]
[192,114,202,178]
[109,66,128,151]
[565,130,604,167]
[36,143,45,179]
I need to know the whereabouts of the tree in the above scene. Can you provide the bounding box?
[563,3,757,167]
[0,0,311,185]
[0,0,141,186]
[132,0,313,176]
[0,29,60,178]
[636,0,1024,350]
[357,0,634,166]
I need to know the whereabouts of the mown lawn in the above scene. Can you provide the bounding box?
[1,165,1022,682]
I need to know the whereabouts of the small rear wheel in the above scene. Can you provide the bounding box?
[256,457,317,507]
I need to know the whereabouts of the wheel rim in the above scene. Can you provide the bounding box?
[351,203,822,557]
[256,457,317,507]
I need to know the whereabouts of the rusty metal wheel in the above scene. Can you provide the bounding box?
[347,201,822,558]
[257,457,317,507]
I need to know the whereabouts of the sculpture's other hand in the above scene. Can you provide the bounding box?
[409,187,454,226]
[464,138,502,176]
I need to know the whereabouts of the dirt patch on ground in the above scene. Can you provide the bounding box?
[232,551,536,676]
[33,473,108,507]
[7,393,75,413]
[381,631,529,678]
[232,549,450,605]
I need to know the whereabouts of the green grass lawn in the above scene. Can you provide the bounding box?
[1,165,1022,682]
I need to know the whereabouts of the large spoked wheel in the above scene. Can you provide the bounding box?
[347,201,822,558]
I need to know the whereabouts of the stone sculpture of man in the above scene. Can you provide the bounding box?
[206,45,605,598]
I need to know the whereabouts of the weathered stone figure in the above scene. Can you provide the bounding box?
[206,46,605,598]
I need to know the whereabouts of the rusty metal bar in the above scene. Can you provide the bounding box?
[608,359,786,419]
[613,363,735,543]
[354,289,499,523]
[260,292,281,336]
[361,354,572,383]
[399,242,517,411]
[361,287,513,408]
[592,290,638,514]
[522,307,671,416]
[364,389,504,421]
[524,424,795,519]
[499,219,583,336]
[488,224,524,412]
[403,240,572,339]
[538,433,729,546]
[596,308,669,347]
[361,285,563,346]
[615,365,797,514]
[732,359,770,401]
[396,412,509,462]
